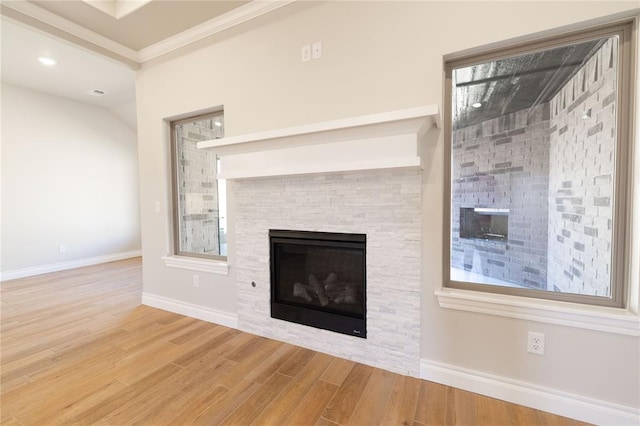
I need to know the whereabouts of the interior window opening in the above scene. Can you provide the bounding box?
[171,111,227,259]
[445,21,633,308]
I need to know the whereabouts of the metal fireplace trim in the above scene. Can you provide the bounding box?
[269,229,367,338]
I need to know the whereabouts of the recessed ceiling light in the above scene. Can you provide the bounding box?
[38,57,56,66]
[472,102,482,108]
[86,89,107,97]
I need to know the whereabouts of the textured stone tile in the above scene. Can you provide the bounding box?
[233,169,422,376]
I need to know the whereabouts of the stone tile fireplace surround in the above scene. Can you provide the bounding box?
[234,169,422,376]
[198,106,439,376]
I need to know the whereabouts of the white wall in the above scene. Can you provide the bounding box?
[110,101,138,132]
[135,1,639,420]
[1,83,141,277]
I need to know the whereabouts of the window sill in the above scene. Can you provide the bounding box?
[435,288,640,336]
[162,255,229,275]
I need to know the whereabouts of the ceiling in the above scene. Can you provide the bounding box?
[1,17,136,109]
[453,39,604,129]
[30,0,250,51]
[1,0,289,129]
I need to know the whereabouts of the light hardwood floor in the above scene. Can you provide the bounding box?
[1,258,588,425]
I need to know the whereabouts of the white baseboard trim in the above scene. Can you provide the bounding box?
[0,250,142,281]
[141,292,239,330]
[420,359,639,426]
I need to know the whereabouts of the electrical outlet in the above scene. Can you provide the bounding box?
[58,245,66,254]
[527,332,545,355]
[192,275,199,288]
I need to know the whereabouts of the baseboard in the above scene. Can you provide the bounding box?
[0,250,142,281]
[141,292,239,330]
[420,359,639,425]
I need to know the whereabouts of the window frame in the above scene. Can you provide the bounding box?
[169,109,227,261]
[443,18,636,308]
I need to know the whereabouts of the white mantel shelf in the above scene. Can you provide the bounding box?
[197,105,440,180]
[198,105,440,149]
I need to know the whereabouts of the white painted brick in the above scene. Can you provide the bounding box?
[548,41,615,295]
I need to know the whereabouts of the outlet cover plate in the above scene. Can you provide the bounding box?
[527,331,545,355]
[312,41,322,59]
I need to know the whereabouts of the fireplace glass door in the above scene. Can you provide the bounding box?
[270,230,366,338]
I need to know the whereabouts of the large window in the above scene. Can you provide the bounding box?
[170,111,227,259]
[444,20,635,307]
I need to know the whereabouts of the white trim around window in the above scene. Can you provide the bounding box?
[435,288,640,336]
[162,255,229,275]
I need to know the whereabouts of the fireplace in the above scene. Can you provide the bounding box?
[270,229,366,338]
[219,108,429,374]
[460,207,509,241]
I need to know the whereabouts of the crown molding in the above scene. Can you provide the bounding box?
[1,0,296,66]
[136,0,296,62]
[0,0,139,63]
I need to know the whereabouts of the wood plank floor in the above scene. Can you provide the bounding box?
[1,258,588,425]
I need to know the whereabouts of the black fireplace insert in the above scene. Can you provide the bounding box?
[270,229,366,338]
[460,207,509,241]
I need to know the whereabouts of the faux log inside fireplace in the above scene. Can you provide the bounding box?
[270,230,366,338]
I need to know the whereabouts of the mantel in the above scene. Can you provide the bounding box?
[197,105,440,180]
